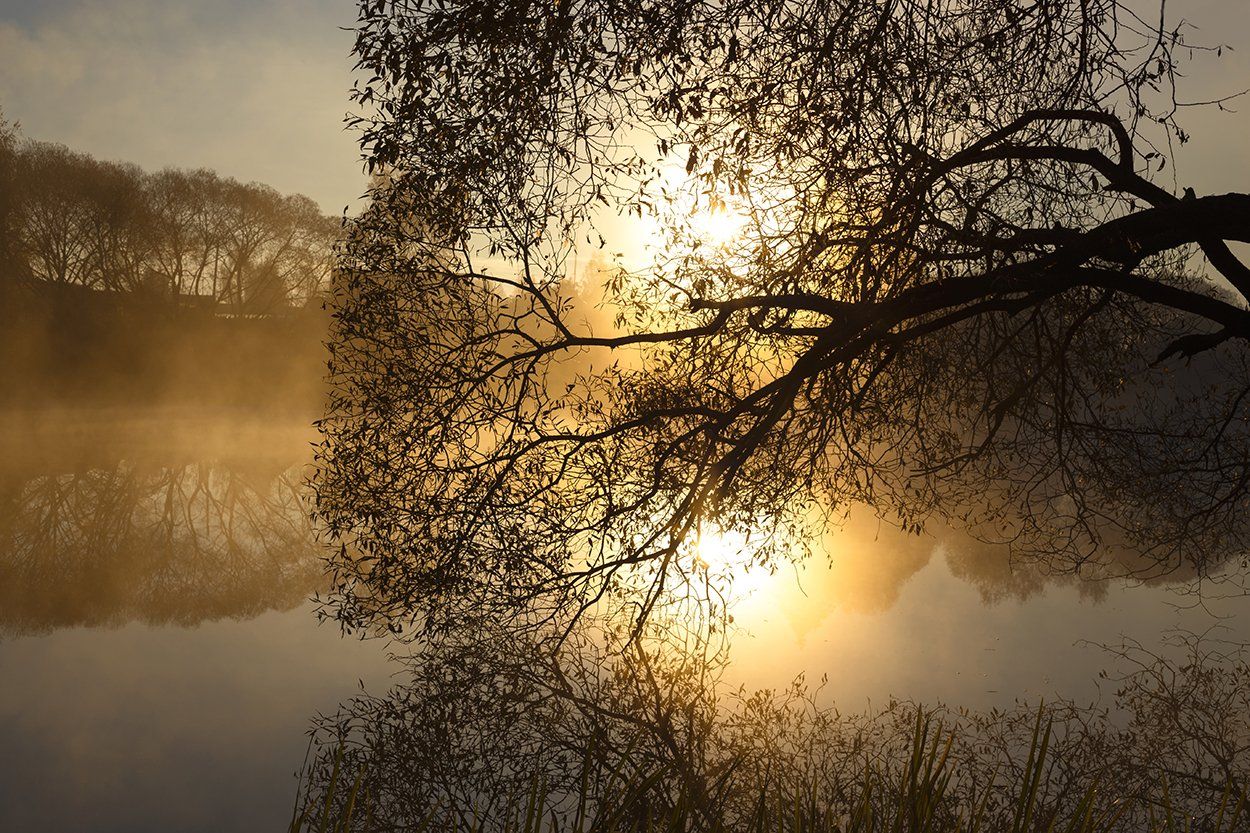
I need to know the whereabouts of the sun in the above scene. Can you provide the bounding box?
[693,528,746,569]
[690,204,748,248]
[691,527,775,600]
[603,148,756,267]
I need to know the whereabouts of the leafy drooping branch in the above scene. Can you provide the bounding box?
[316,0,1250,638]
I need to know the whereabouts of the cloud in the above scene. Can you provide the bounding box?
[0,0,364,214]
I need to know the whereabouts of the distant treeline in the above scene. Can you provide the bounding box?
[0,118,338,312]
[0,129,338,313]
[0,117,334,411]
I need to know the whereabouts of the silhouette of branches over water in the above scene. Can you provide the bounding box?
[296,628,1250,832]
[316,0,1250,638]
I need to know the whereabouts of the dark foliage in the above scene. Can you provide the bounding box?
[317,0,1250,639]
[0,129,337,311]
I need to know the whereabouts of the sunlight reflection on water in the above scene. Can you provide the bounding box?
[1,412,1246,832]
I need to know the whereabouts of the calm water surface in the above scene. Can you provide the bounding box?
[0,410,1245,832]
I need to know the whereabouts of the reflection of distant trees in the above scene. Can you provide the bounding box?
[0,460,323,635]
[757,510,1226,634]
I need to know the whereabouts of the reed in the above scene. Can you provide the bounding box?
[289,704,1248,833]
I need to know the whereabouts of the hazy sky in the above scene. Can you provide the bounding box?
[0,0,363,214]
[1,0,1247,219]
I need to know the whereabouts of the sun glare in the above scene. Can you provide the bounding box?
[597,148,760,271]
[690,204,748,248]
[619,194,751,267]
[692,527,775,600]
[693,528,743,571]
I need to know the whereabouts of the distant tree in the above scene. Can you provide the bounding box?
[76,156,154,292]
[0,110,19,283]
[316,0,1250,638]
[13,142,95,285]
[1,132,337,307]
[272,194,339,308]
[147,168,213,296]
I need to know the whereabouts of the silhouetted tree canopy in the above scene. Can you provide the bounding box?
[0,128,337,312]
[316,0,1250,638]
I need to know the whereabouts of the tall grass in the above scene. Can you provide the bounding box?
[289,704,1248,833]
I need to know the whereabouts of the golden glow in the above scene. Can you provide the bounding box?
[621,193,752,267]
[689,203,749,249]
[691,512,946,645]
[692,527,746,571]
[692,527,776,601]
[594,146,760,272]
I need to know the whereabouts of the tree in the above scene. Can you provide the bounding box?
[14,142,96,286]
[316,0,1250,639]
[1,133,337,306]
[0,110,20,283]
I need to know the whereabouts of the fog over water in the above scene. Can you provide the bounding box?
[2,0,1250,830]
[1,413,1245,831]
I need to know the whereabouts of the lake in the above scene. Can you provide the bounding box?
[1,409,1246,831]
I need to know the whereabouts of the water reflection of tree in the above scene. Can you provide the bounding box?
[0,461,322,635]
[300,614,734,829]
[302,0,1250,827]
[297,626,1250,831]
